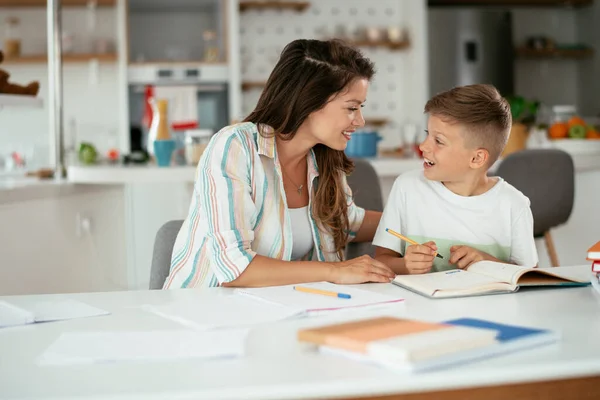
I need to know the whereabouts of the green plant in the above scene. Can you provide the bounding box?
[507,96,539,126]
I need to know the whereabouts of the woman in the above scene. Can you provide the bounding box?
[163,39,394,289]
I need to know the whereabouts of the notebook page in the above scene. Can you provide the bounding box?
[37,329,248,366]
[0,301,34,328]
[27,299,110,323]
[236,282,403,312]
[517,266,592,285]
[467,261,532,285]
[393,269,509,297]
[142,294,304,330]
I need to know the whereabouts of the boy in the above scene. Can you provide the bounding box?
[373,84,538,274]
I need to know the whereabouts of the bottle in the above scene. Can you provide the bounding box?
[203,30,219,63]
[4,17,21,58]
[148,99,175,167]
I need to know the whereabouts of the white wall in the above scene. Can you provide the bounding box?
[512,9,579,109]
[239,0,430,149]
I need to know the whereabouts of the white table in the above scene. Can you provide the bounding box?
[1,269,600,400]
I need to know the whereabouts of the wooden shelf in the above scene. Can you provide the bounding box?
[0,94,43,108]
[365,118,390,127]
[349,39,411,51]
[3,53,118,64]
[428,0,592,6]
[0,0,115,6]
[515,47,594,59]
[241,81,267,91]
[239,1,310,12]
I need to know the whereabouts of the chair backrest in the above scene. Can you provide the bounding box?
[495,149,574,237]
[345,158,384,259]
[149,219,184,289]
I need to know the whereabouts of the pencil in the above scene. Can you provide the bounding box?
[385,228,444,259]
[293,286,352,299]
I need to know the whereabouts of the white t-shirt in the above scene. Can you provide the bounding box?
[289,206,313,260]
[373,169,538,272]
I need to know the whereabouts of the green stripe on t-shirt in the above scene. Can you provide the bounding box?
[405,236,511,272]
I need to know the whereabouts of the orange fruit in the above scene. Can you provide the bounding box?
[586,128,600,139]
[548,122,569,139]
[568,116,586,128]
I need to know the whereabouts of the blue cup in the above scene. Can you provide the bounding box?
[154,139,176,167]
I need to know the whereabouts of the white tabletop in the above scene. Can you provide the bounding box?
[1,267,600,400]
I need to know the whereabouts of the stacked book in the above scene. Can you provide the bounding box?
[588,241,600,274]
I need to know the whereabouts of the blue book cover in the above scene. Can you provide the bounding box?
[404,318,562,371]
[444,318,552,343]
[318,318,559,372]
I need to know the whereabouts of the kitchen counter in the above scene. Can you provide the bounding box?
[0,177,116,204]
[66,153,600,184]
[67,158,424,184]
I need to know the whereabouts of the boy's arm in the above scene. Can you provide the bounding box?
[449,245,505,269]
[375,246,407,275]
[371,177,404,254]
[371,177,434,275]
[352,210,382,243]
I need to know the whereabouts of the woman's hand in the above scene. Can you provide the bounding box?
[328,255,396,284]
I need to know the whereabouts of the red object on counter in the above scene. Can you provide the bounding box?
[142,85,154,129]
[107,148,120,161]
[413,144,423,158]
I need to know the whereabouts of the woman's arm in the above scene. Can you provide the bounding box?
[192,131,393,288]
[223,254,395,287]
[352,210,382,243]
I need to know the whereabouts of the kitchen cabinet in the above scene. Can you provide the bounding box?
[127,0,227,64]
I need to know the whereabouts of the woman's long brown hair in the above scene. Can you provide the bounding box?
[244,39,375,259]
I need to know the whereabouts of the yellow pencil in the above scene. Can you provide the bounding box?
[385,228,443,259]
[293,286,351,299]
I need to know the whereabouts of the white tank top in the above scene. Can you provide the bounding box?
[289,206,314,260]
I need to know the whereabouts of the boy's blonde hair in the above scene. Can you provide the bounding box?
[424,84,512,164]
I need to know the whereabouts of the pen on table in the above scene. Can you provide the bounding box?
[385,228,444,259]
[293,286,352,299]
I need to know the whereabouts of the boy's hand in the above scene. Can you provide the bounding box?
[449,246,490,269]
[404,241,437,274]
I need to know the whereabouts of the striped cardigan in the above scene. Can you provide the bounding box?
[163,122,365,288]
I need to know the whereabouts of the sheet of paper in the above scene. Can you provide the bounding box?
[142,295,304,330]
[37,329,248,366]
[236,282,404,313]
[28,299,110,323]
[0,301,34,328]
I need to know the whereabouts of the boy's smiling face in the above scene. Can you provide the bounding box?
[420,114,478,182]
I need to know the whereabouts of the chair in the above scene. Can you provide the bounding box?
[149,219,184,289]
[495,149,574,267]
[345,158,384,259]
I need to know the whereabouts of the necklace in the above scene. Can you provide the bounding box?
[281,166,304,195]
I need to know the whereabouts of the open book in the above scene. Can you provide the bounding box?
[392,262,591,299]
